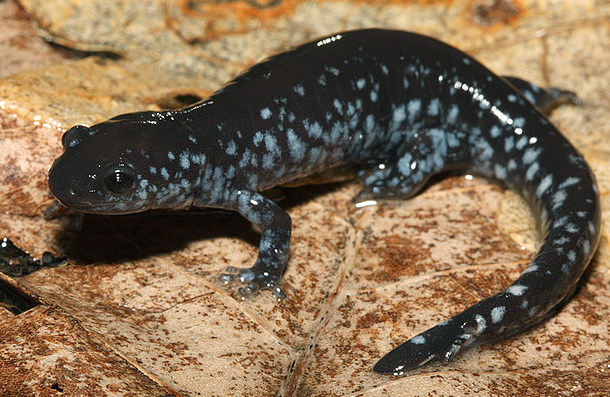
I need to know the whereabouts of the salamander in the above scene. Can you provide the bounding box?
[47,29,601,374]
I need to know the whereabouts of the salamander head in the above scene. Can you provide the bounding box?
[48,116,205,214]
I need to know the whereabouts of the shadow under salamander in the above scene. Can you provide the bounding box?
[52,183,328,266]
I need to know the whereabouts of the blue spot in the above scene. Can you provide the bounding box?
[515,136,528,150]
[407,99,422,120]
[494,164,507,179]
[306,120,324,139]
[324,65,340,76]
[260,107,272,120]
[525,162,539,181]
[393,105,406,123]
[226,140,237,155]
[293,84,305,97]
[179,151,190,169]
[287,129,305,162]
[522,147,540,164]
[489,125,502,138]
[447,104,459,124]
[491,306,506,323]
[333,99,343,115]
[427,98,440,116]
[160,167,169,180]
[536,174,553,197]
[253,131,263,147]
[411,335,426,345]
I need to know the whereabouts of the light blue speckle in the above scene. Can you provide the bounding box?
[513,117,526,127]
[365,114,375,133]
[293,84,305,97]
[370,90,378,102]
[494,164,507,179]
[226,140,237,156]
[427,98,440,117]
[333,99,343,115]
[522,147,540,164]
[567,250,577,262]
[325,65,340,76]
[393,105,406,123]
[304,120,324,139]
[525,162,539,181]
[491,306,506,324]
[411,335,426,345]
[504,136,514,152]
[507,285,528,296]
[179,151,190,169]
[447,104,459,123]
[515,136,528,150]
[160,167,169,180]
[407,99,421,120]
[253,131,263,146]
[559,177,580,189]
[552,190,567,209]
[536,174,553,197]
[260,107,272,120]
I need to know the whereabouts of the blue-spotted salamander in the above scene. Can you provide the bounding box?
[47,29,601,374]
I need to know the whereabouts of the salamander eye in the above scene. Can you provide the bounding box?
[102,163,136,196]
[62,125,92,149]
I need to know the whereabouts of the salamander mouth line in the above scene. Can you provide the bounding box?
[54,199,150,215]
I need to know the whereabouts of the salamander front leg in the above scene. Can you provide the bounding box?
[219,190,291,300]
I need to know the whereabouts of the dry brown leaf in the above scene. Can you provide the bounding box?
[1,0,609,396]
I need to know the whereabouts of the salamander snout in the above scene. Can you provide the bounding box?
[47,153,79,209]
[48,148,139,214]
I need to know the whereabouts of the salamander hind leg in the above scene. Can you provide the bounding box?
[355,129,470,202]
[218,191,291,300]
[502,76,582,115]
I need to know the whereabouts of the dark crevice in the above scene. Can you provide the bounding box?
[154,94,204,110]
[50,382,64,392]
[0,277,40,315]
